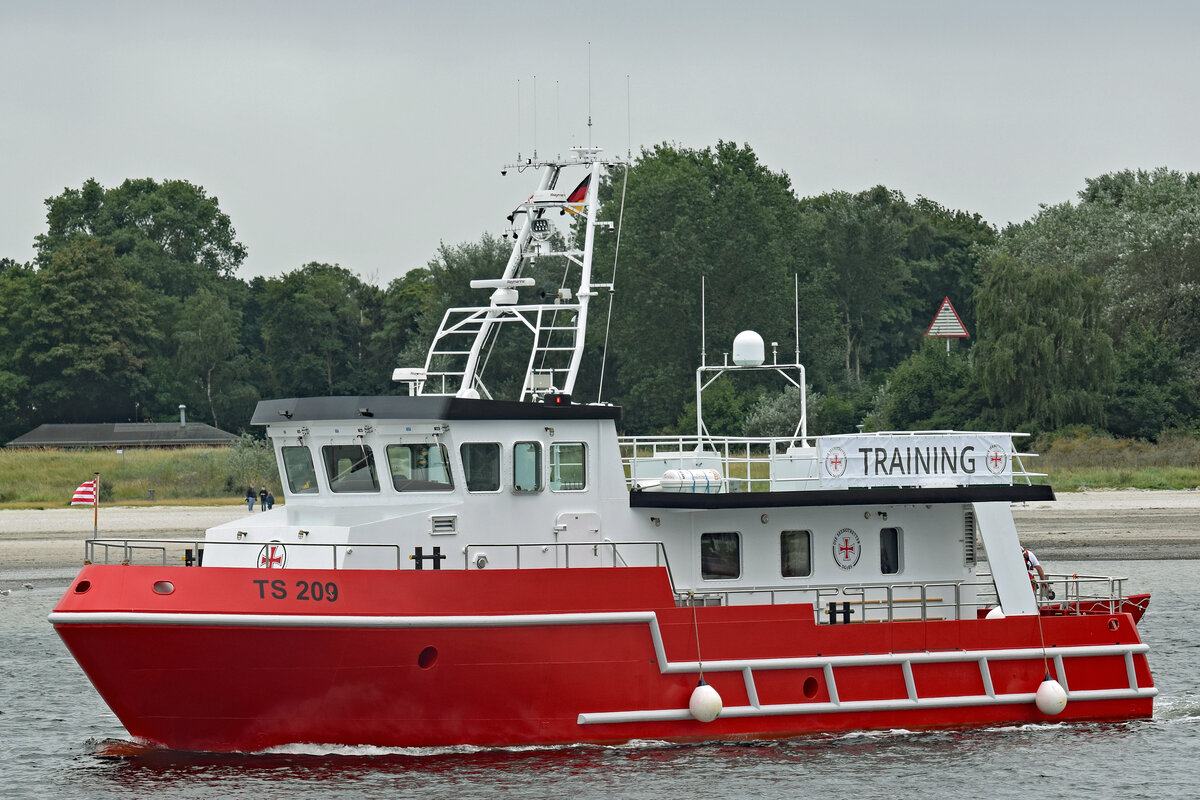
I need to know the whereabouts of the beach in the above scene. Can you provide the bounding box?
[1,489,1199,582]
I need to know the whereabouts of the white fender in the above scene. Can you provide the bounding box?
[688,681,722,722]
[1035,677,1068,715]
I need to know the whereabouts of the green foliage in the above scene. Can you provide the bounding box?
[880,339,979,430]
[1105,324,1196,440]
[174,287,247,429]
[973,253,1114,433]
[589,142,802,431]
[743,385,808,438]
[10,239,157,424]
[225,433,280,488]
[36,177,246,297]
[3,156,1200,448]
[259,263,388,397]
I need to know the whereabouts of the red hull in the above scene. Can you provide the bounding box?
[51,565,1156,752]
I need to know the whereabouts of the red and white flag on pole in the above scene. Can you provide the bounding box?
[71,479,97,506]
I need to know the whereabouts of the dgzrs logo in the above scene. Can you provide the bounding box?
[824,446,848,478]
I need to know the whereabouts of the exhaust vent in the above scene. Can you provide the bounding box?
[963,509,977,566]
[431,515,457,535]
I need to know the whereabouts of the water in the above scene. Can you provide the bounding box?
[2,560,1198,799]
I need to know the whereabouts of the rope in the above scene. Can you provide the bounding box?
[688,589,705,682]
[1033,589,1051,678]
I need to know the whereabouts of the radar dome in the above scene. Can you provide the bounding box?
[732,331,765,366]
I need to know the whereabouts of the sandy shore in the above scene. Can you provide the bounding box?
[2,489,1199,583]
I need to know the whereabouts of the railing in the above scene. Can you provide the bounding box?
[84,538,406,570]
[619,435,803,493]
[463,540,675,586]
[682,579,995,622]
[977,571,1132,613]
[619,431,1044,492]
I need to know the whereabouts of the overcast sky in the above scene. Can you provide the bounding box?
[3,1,1199,285]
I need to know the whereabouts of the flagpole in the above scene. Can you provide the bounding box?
[93,471,100,539]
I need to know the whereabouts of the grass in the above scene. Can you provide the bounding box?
[0,447,278,507]
[1034,430,1200,491]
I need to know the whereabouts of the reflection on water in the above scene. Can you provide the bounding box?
[3,560,1198,799]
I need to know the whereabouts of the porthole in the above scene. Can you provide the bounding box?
[73,580,91,594]
[418,646,439,669]
[152,580,175,595]
[803,676,819,699]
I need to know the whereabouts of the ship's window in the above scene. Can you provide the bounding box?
[322,445,380,492]
[282,446,319,494]
[513,441,542,492]
[387,443,454,492]
[701,532,741,580]
[549,442,586,491]
[781,530,812,577]
[461,442,501,492]
[881,527,903,575]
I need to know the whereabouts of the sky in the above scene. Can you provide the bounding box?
[3,1,1199,286]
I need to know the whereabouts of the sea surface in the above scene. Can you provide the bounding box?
[1,559,1197,799]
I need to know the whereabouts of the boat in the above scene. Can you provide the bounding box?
[50,145,1155,752]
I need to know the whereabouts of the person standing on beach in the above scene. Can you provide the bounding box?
[259,485,268,511]
[266,489,275,510]
[246,483,256,512]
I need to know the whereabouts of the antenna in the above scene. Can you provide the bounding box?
[587,41,593,147]
[532,75,537,160]
[626,74,631,160]
[794,273,800,364]
[701,276,707,368]
[516,79,522,161]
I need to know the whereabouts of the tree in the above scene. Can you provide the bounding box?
[259,263,386,397]
[799,187,914,383]
[587,142,804,432]
[1105,324,1196,439]
[879,339,979,430]
[0,260,35,439]
[174,288,245,429]
[973,253,1114,433]
[36,178,247,298]
[9,239,157,423]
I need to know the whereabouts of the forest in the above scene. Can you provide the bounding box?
[1,142,1198,446]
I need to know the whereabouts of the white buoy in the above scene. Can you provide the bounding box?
[1035,677,1068,715]
[689,680,723,722]
[985,607,1006,619]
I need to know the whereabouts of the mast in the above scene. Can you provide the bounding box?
[414,147,620,402]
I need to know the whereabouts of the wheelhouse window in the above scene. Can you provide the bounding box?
[513,441,542,492]
[461,442,501,492]
[322,445,379,493]
[386,443,453,492]
[549,442,586,491]
[781,530,812,577]
[881,527,903,575]
[281,446,319,494]
[701,532,741,580]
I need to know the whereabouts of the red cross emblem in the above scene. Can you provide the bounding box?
[257,544,286,569]
[825,446,848,478]
[986,445,1008,475]
[833,528,860,569]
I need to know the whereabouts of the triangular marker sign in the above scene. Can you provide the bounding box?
[925,297,969,338]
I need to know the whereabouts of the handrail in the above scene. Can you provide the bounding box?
[618,432,1041,493]
[463,540,676,591]
[84,538,406,570]
[684,578,985,622]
